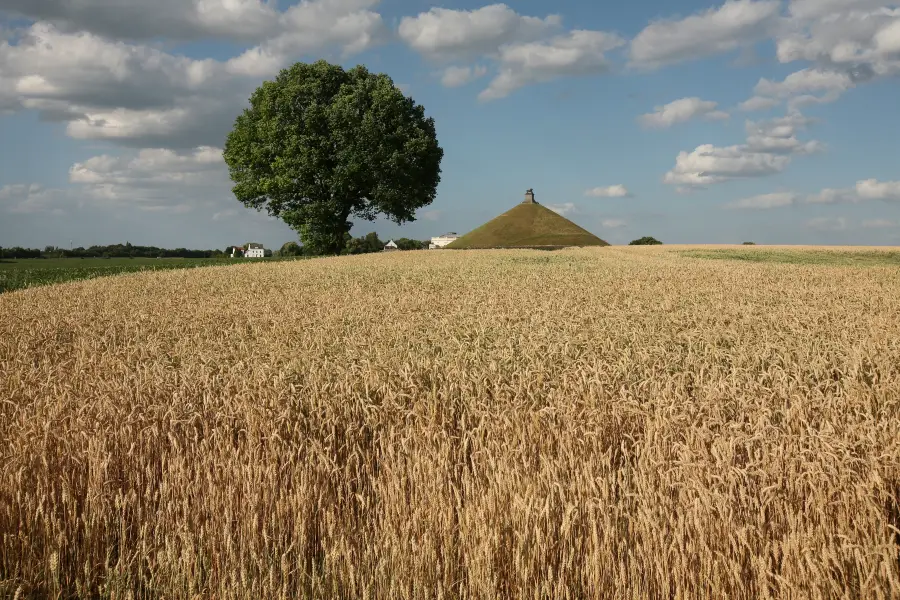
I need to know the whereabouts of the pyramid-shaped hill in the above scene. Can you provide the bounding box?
[446,189,609,249]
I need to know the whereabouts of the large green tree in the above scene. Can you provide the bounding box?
[224,60,444,255]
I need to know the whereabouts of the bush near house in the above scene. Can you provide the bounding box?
[393,238,429,250]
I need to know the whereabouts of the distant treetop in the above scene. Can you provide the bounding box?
[628,236,663,246]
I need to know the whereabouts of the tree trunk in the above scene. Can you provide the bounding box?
[328,209,353,255]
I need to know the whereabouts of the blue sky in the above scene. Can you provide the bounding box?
[0,0,898,249]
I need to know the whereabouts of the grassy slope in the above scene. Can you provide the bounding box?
[446,202,608,249]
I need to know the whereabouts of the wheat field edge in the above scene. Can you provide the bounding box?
[2,246,899,599]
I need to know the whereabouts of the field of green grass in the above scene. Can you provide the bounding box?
[680,247,900,267]
[4,247,899,295]
[0,256,300,294]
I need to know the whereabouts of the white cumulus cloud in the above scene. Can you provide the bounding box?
[788,0,893,21]
[805,188,861,204]
[862,218,898,228]
[639,97,729,128]
[584,185,631,198]
[398,5,623,100]
[629,0,782,69]
[806,216,848,231]
[775,2,900,89]
[478,30,625,101]
[665,110,822,189]
[756,68,855,98]
[398,4,561,62]
[856,178,900,201]
[804,179,900,204]
[744,112,824,154]
[440,65,488,87]
[738,96,781,112]
[0,1,386,150]
[726,191,800,209]
[547,202,577,216]
[0,0,386,48]
[0,183,68,215]
[746,68,856,110]
[665,144,792,187]
[69,146,230,213]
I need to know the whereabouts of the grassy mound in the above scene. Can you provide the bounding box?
[446,201,608,249]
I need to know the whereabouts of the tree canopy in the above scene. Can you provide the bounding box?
[278,241,302,257]
[224,60,444,255]
[629,236,663,246]
[343,232,384,255]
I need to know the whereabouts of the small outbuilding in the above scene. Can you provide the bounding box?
[384,240,399,251]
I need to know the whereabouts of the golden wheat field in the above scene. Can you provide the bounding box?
[2,246,900,599]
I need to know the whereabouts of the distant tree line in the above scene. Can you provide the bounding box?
[0,242,228,259]
[1,234,431,261]
[276,233,430,257]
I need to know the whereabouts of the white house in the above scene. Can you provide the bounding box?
[429,232,459,249]
[231,243,265,258]
[384,240,398,251]
[244,243,265,258]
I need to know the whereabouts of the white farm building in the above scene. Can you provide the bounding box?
[244,243,265,258]
[231,243,265,258]
[429,232,459,249]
